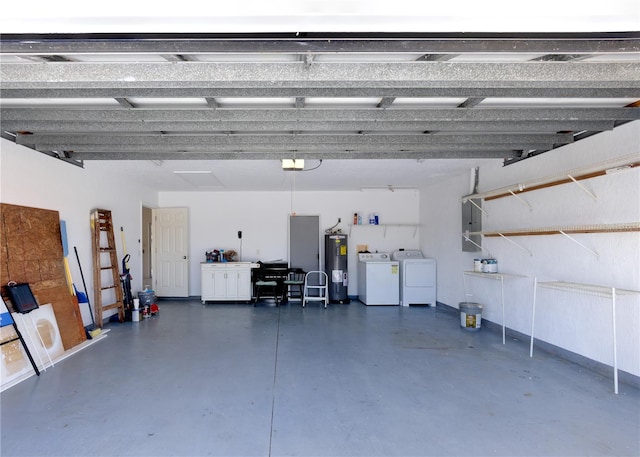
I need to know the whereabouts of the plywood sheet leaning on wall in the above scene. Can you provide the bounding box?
[0,204,86,350]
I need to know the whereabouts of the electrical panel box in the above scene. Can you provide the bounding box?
[462,198,482,252]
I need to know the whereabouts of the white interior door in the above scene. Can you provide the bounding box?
[153,207,189,297]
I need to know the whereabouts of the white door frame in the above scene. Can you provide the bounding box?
[152,207,189,297]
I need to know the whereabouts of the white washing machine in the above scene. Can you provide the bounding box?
[357,253,400,305]
[391,250,437,307]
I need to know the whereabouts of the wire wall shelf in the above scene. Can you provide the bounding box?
[531,278,639,394]
[537,281,640,299]
[479,222,640,238]
[462,153,640,203]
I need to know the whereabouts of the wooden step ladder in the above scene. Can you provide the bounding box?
[91,209,125,327]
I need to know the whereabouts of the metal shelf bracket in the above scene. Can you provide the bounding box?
[467,198,488,217]
[462,231,488,256]
[497,232,533,256]
[559,230,599,258]
[508,189,533,211]
[568,174,598,201]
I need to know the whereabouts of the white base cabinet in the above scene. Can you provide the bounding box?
[201,262,252,303]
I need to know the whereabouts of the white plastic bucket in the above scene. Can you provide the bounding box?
[459,302,483,331]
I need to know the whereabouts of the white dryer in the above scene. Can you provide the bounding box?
[357,253,399,305]
[391,250,436,307]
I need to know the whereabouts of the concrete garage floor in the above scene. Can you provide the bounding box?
[2,299,639,457]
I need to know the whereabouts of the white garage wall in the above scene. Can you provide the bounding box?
[421,121,640,377]
[3,121,638,377]
[0,140,159,318]
[158,190,420,297]
[419,169,487,306]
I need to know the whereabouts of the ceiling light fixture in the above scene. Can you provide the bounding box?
[173,170,224,188]
[282,159,305,171]
[173,170,212,174]
[360,186,417,192]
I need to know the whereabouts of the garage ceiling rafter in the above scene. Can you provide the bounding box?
[4,108,636,122]
[1,62,638,98]
[0,31,639,169]
[1,120,616,133]
[2,32,638,54]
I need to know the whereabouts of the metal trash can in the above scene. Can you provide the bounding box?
[459,302,483,331]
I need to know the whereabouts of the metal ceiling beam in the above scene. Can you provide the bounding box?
[63,149,522,160]
[3,87,637,98]
[2,33,638,54]
[45,143,545,153]
[0,120,616,133]
[17,133,573,147]
[2,62,637,91]
[4,108,636,122]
